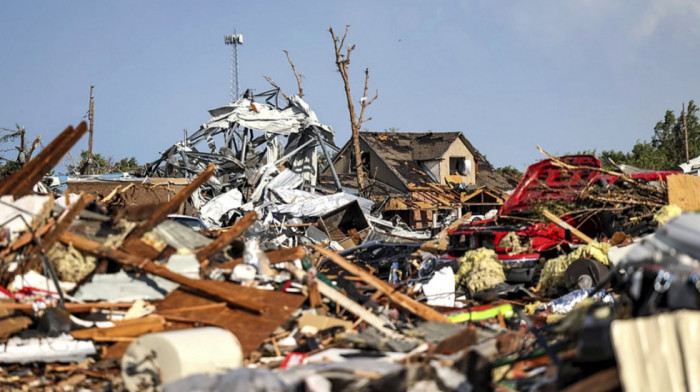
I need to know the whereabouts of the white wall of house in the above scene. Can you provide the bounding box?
[439,139,476,185]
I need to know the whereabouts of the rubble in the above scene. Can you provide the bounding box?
[0,90,699,392]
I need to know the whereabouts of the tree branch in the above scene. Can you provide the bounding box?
[283,50,304,98]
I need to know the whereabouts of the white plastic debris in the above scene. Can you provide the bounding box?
[122,327,243,392]
[0,334,96,363]
[9,270,76,294]
[0,194,53,239]
[422,266,456,307]
[199,188,243,229]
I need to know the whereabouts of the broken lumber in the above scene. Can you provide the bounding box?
[196,210,258,263]
[70,315,165,340]
[123,164,215,244]
[24,193,94,270]
[542,209,594,244]
[311,244,450,323]
[0,218,55,257]
[0,302,134,313]
[0,123,88,197]
[60,231,267,314]
[420,212,472,254]
[667,174,700,211]
[286,263,410,341]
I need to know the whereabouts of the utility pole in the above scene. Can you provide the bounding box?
[88,85,95,168]
[224,30,244,102]
[683,102,689,164]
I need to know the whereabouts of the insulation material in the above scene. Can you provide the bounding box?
[653,204,682,225]
[454,248,506,294]
[47,242,97,283]
[538,242,611,291]
[498,232,529,255]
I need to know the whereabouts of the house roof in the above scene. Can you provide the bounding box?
[361,132,462,162]
[358,132,463,187]
[327,131,513,191]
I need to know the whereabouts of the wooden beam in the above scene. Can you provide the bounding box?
[70,314,165,340]
[0,123,88,197]
[123,164,215,243]
[0,218,55,257]
[286,263,411,341]
[35,193,93,254]
[60,231,267,314]
[0,302,134,313]
[310,244,450,323]
[541,209,593,244]
[420,211,472,254]
[195,211,257,263]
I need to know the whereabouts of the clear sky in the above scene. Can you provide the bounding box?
[1,1,698,172]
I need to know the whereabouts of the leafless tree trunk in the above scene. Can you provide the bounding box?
[283,50,304,98]
[329,25,378,193]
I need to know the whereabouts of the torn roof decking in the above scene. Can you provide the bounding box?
[328,131,512,192]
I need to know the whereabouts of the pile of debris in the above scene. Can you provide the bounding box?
[1,110,700,392]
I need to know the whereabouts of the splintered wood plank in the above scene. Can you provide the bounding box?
[0,122,88,197]
[667,174,700,211]
[60,231,268,314]
[196,211,258,263]
[156,288,305,356]
[311,244,450,323]
[123,164,215,244]
[0,300,33,339]
[542,209,594,244]
[24,193,94,271]
[0,218,55,257]
[70,315,165,340]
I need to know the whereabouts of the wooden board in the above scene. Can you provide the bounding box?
[156,288,305,356]
[667,174,700,211]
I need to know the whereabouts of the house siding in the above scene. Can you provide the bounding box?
[440,139,476,185]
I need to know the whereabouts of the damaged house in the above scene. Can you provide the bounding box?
[324,131,512,229]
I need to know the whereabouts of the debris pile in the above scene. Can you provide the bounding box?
[1,112,699,392]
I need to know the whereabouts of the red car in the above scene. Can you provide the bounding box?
[448,155,677,283]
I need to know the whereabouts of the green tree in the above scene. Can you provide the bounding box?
[496,165,523,179]
[572,101,699,171]
[67,150,139,174]
[651,101,700,169]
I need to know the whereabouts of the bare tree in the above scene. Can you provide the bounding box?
[329,25,378,192]
[283,50,304,98]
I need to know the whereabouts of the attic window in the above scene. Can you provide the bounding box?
[450,157,471,176]
[349,151,370,173]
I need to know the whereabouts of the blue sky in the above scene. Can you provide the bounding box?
[1,1,699,172]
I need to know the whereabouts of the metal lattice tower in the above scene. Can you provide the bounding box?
[224,30,243,102]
